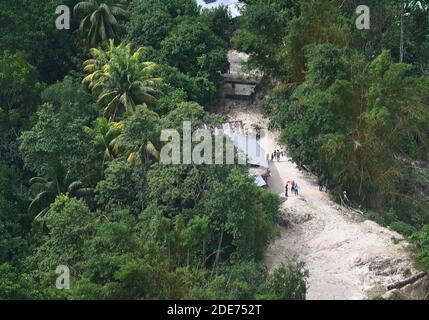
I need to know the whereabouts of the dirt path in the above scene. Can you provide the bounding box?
[225,103,416,300]
[222,50,417,300]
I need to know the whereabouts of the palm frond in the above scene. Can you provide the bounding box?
[146,141,160,161]
[34,207,50,221]
[74,1,96,16]
[67,181,84,194]
[28,191,53,214]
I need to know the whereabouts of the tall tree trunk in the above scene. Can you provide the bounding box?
[212,227,224,274]
[399,0,405,63]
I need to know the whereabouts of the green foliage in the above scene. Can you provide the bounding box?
[237,1,429,283]
[390,221,416,237]
[84,117,123,176]
[259,261,309,300]
[120,107,161,164]
[82,40,161,120]
[0,51,42,113]
[19,103,91,178]
[0,0,76,82]
[1,0,320,300]
[411,225,429,272]
[160,17,229,76]
[343,0,429,74]
[27,195,96,275]
[28,168,94,221]
[0,51,44,166]
[0,263,29,299]
[232,0,297,79]
[95,159,146,215]
[21,179,283,300]
[125,0,230,105]
[145,164,279,264]
[0,161,29,265]
[41,76,95,120]
[154,64,217,106]
[161,101,223,132]
[367,211,386,226]
[264,46,429,224]
[125,0,200,49]
[234,0,349,81]
[74,0,128,49]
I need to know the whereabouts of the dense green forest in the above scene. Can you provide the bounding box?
[234,0,429,272]
[0,0,308,299]
[0,0,428,300]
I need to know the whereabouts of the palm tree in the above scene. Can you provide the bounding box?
[28,165,94,220]
[125,140,160,165]
[84,117,123,173]
[74,0,127,48]
[83,40,161,121]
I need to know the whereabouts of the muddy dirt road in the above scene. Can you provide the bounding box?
[225,103,415,300]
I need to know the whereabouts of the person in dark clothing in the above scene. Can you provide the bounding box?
[318,177,323,191]
[324,180,329,193]
[285,183,289,198]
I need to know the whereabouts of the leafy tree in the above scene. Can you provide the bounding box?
[26,195,96,284]
[146,164,279,267]
[125,0,229,104]
[0,161,29,265]
[95,159,147,214]
[0,0,76,82]
[233,0,298,79]
[0,51,43,166]
[0,263,29,299]
[260,261,308,300]
[19,103,91,179]
[343,0,429,73]
[161,101,223,132]
[125,0,177,49]
[160,17,229,77]
[234,0,349,82]
[0,51,42,113]
[41,76,95,120]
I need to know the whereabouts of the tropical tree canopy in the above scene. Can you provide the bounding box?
[83,40,161,120]
[5,0,429,301]
[74,0,128,48]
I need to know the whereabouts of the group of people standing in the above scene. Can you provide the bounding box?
[284,181,299,199]
[317,175,329,193]
[270,149,284,162]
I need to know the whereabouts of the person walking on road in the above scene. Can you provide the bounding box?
[291,181,296,195]
[318,176,323,191]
